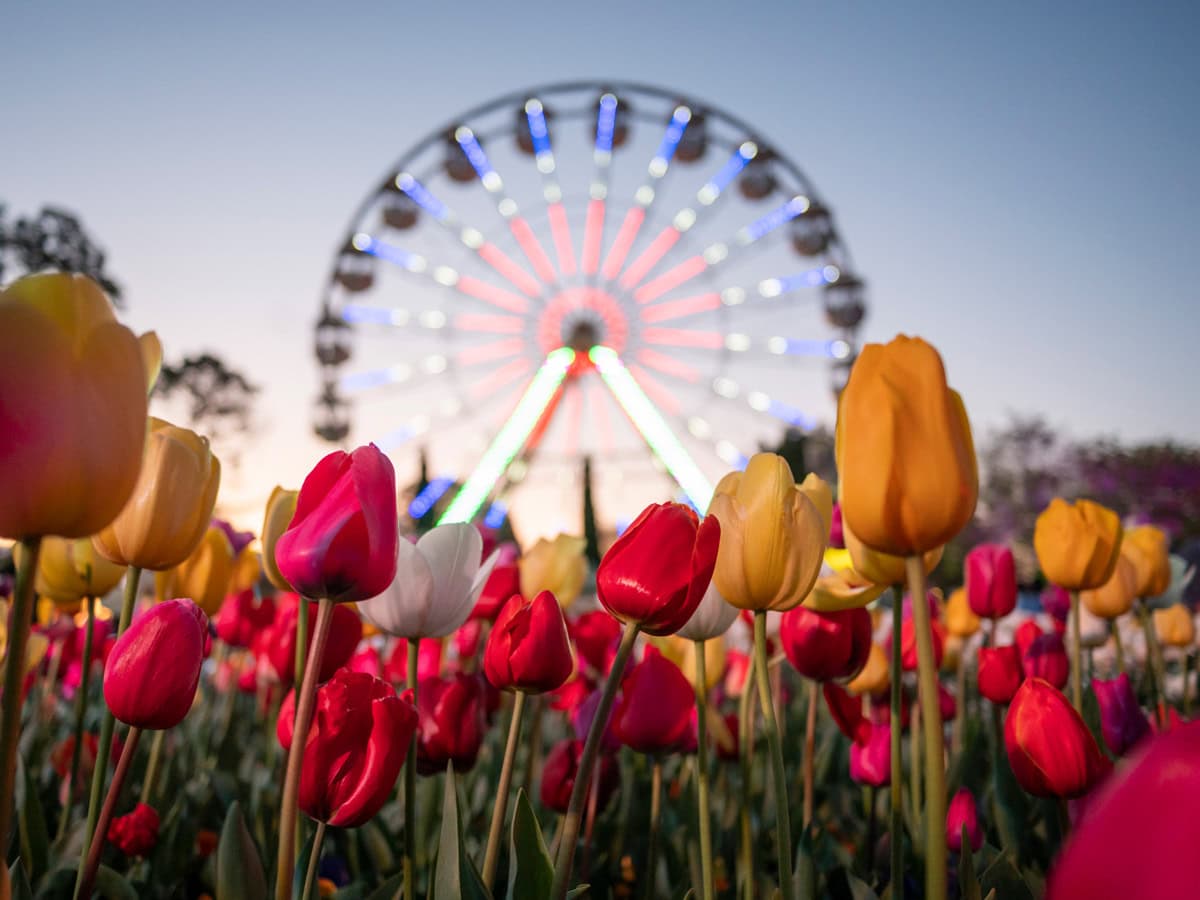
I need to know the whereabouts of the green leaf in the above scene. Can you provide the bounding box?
[361,872,404,900]
[9,859,34,900]
[792,824,819,899]
[94,865,139,900]
[431,764,491,900]
[958,827,983,900]
[217,800,269,900]
[825,867,879,900]
[359,820,396,875]
[506,789,552,900]
[978,852,1034,900]
[17,758,49,884]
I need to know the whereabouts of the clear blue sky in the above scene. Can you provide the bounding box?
[4,2,1198,523]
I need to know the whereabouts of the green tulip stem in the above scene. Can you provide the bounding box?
[141,728,167,805]
[275,597,334,900]
[906,556,947,900]
[403,638,420,900]
[803,679,818,828]
[642,758,663,900]
[953,655,967,757]
[0,535,42,867]
[738,651,756,900]
[1069,591,1083,712]
[482,689,526,890]
[58,594,97,840]
[909,700,922,832]
[78,726,142,900]
[295,599,310,708]
[1112,622,1126,676]
[300,820,327,900]
[753,611,798,900]
[692,640,715,900]
[1184,653,1193,718]
[1136,601,1167,724]
[550,621,640,900]
[889,589,904,900]
[75,565,140,900]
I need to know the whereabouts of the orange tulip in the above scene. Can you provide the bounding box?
[0,273,149,539]
[843,520,943,587]
[1154,604,1195,648]
[155,525,235,617]
[92,418,221,571]
[846,642,889,697]
[1080,555,1137,621]
[1033,499,1123,591]
[944,587,981,638]
[1121,525,1172,598]
[836,335,977,557]
[262,486,299,592]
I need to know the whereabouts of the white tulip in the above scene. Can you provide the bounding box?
[677,581,740,642]
[358,523,499,639]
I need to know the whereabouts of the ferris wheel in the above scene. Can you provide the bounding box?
[313,80,866,533]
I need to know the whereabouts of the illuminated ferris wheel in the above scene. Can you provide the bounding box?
[313,81,866,531]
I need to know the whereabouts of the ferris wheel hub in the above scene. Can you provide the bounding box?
[536,285,629,357]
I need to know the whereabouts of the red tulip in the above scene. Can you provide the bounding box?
[946,789,982,852]
[104,599,209,730]
[715,712,740,762]
[829,502,845,549]
[106,803,159,857]
[471,561,521,622]
[724,650,751,698]
[277,669,417,827]
[540,738,620,814]
[1047,721,1200,900]
[1005,678,1111,798]
[1041,585,1071,624]
[570,610,622,677]
[453,620,484,663]
[611,647,694,754]
[824,683,872,745]
[1092,674,1151,756]
[849,724,890,787]
[780,605,872,682]
[264,593,362,685]
[415,673,487,775]
[965,544,1018,618]
[1014,619,1042,656]
[53,616,113,698]
[484,590,573,694]
[549,674,594,714]
[890,616,945,673]
[596,502,720,636]
[1022,632,1069,690]
[977,645,1024,704]
[938,683,957,721]
[274,445,399,603]
[214,588,276,649]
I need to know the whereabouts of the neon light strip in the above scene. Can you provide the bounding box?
[581,199,605,275]
[454,128,498,187]
[636,348,701,382]
[652,106,692,171]
[483,501,508,529]
[701,143,757,201]
[408,476,456,519]
[547,203,577,276]
[639,292,722,323]
[525,99,552,158]
[469,357,533,401]
[453,312,525,334]
[642,328,724,349]
[594,93,617,155]
[456,275,530,314]
[774,338,837,357]
[600,207,645,279]
[619,227,681,288]
[437,349,575,524]
[395,174,450,221]
[634,255,708,304]
[509,217,557,282]
[759,265,841,296]
[355,235,424,271]
[340,364,413,392]
[738,196,810,244]
[455,338,526,367]
[591,346,714,511]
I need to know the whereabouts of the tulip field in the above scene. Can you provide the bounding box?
[3,271,1200,900]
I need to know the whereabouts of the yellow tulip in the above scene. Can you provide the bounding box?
[1154,604,1195,648]
[0,601,50,685]
[519,534,587,607]
[846,642,889,696]
[804,546,887,612]
[155,525,235,617]
[836,335,978,557]
[650,634,726,690]
[707,453,826,612]
[23,537,126,610]
[1033,498,1123,591]
[942,634,964,673]
[262,486,299,592]
[843,520,943,587]
[944,587,981,638]
[798,473,833,539]
[0,273,149,539]
[230,545,262,594]
[1080,554,1137,620]
[1121,525,1172,598]
[92,417,221,570]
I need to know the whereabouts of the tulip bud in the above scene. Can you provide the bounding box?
[93,418,222,571]
[261,486,299,592]
[103,599,209,729]
[214,589,276,649]
[829,503,845,549]
[1014,619,1043,656]
[107,803,160,857]
[849,724,891,787]
[0,273,149,539]
[1121,525,1172,598]
[965,544,1018,619]
[611,648,694,755]
[836,335,978,556]
[1034,498,1123,591]
[484,591,574,694]
[570,610,622,678]
[824,683,872,745]
[1005,678,1111,798]
[1022,633,1069,690]
[415,673,488,775]
[1092,673,1151,756]
[977,645,1024,704]
[780,605,872,682]
[1154,604,1194,647]
[277,670,417,826]
[472,559,520,622]
[708,453,827,612]
[597,502,720,636]
[1080,555,1137,621]
[274,446,398,603]
[944,587,981,638]
[540,738,619,814]
[26,537,126,611]
[946,789,982,852]
[892,615,945,673]
[154,525,235,617]
[519,534,587,608]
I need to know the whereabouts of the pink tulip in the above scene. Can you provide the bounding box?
[946,789,982,851]
[965,543,1018,618]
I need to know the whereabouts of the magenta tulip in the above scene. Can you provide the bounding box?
[965,543,1018,619]
[946,789,982,852]
[1092,673,1151,757]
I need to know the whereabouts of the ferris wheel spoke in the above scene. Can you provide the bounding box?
[640,327,724,350]
[634,348,702,383]
[337,354,451,394]
[436,348,576,524]
[637,264,841,324]
[638,292,722,323]
[523,98,577,278]
[599,105,693,280]
[580,93,619,276]
[455,337,528,368]
[627,363,683,417]
[467,357,535,402]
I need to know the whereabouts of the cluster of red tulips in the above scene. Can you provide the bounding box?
[3,270,1199,900]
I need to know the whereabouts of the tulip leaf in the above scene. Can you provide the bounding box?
[978,852,1034,900]
[360,872,404,900]
[217,800,269,900]
[94,865,139,900]
[17,757,49,883]
[506,789,552,900]
[824,867,879,899]
[432,764,491,900]
[9,859,34,900]
[958,827,983,900]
